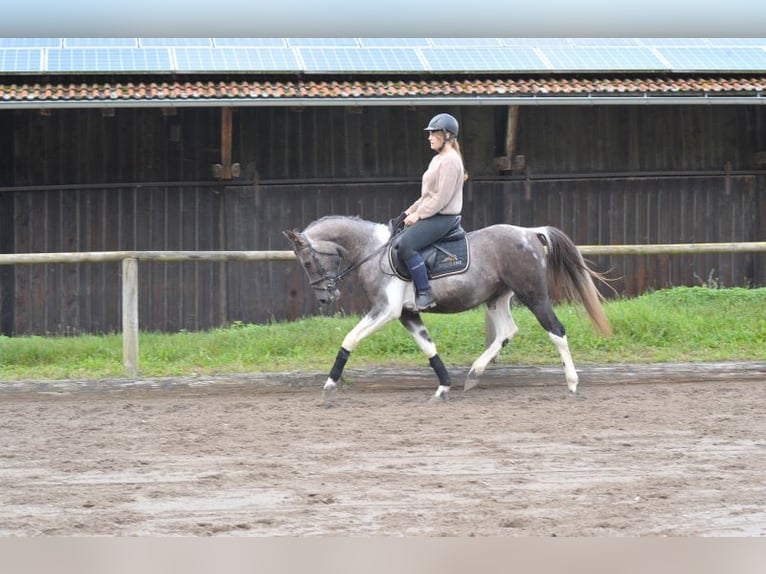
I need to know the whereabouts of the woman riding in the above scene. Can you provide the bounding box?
[396,112,466,311]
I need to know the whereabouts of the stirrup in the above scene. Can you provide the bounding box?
[415,289,436,311]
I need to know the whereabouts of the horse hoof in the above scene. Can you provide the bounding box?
[428,391,449,404]
[464,371,479,392]
[323,383,337,405]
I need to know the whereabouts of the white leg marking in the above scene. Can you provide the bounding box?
[323,379,337,392]
[341,281,404,352]
[469,294,518,378]
[548,332,579,393]
[407,322,437,358]
[433,385,450,400]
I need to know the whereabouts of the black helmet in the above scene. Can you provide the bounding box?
[424,113,459,138]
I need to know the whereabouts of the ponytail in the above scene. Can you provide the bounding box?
[451,139,469,182]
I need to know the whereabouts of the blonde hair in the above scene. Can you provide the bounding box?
[450,139,469,182]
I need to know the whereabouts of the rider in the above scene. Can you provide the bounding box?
[397,112,466,311]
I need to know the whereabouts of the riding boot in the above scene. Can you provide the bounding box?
[404,254,436,311]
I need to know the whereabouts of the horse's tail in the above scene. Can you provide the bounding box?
[536,227,613,337]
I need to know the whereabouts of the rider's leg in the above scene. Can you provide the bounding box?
[404,254,435,310]
[396,215,458,311]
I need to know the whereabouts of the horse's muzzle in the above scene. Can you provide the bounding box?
[315,288,341,305]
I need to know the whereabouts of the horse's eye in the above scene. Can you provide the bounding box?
[303,261,312,269]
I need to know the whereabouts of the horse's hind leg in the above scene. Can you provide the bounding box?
[465,292,518,391]
[548,330,579,394]
[398,310,451,400]
[524,297,579,394]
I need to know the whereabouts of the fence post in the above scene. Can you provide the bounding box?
[122,257,139,377]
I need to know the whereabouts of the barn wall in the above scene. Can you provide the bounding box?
[233,105,765,179]
[7,175,763,334]
[8,105,764,185]
[2,104,765,334]
[0,110,14,335]
[234,105,501,180]
[515,105,765,173]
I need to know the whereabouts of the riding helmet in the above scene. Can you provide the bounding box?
[424,113,459,138]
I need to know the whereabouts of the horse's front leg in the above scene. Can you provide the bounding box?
[323,302,402,400]
[399,310,451,401]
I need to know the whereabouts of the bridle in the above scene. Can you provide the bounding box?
[303,245,343,295]
[302,236,394,296]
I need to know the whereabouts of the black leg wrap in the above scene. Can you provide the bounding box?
[429,354,451,387]
[329,347,351,382]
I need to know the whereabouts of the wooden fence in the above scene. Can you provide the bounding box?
[2,241,766,377]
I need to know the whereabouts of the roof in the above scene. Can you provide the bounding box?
[2,77,765,108]
[1,38,765,108]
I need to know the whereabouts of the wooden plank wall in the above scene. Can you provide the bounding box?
[0,111,13,335]
[11,185,225,334]
[8,175,762,334]
[3,103,765,334]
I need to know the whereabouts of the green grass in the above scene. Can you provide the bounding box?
[1,286,764,381]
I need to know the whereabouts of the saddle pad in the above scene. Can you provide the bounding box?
[389,235,470,281]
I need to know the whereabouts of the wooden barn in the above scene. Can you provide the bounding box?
[1,38,765,335]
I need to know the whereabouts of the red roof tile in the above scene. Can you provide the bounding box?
[1,76,764,105]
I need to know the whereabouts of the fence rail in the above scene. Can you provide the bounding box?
[2,241,766,377]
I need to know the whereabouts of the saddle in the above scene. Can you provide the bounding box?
[388,216,471,281]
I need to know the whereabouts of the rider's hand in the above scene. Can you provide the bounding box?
[404,212,420,226]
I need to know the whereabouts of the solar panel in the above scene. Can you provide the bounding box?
[212,38,287,47]
[287,38,359,47]
[0,48,43,72]
[420,47,546,72]
[0,38,60,48]
[4,37,764,76]
[300,47,425,72]
[140,38,212,47]
[173,48,301,72]
[63,38,139,48]
[657,47,766,71]
[706,38,766,47]
[46,48,172,72]
[540,47,667,71]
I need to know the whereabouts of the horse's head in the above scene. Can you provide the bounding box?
[283,229,342,304]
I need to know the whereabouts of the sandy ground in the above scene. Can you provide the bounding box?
[1,362,765,537]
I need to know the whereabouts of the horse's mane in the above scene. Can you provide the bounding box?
[301,216,388,252]
[305,214,367,229]
[304,215,381,237]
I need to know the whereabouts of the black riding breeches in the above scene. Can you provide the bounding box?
[394,214,460,261]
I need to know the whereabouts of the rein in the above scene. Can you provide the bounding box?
[306,235,394,293]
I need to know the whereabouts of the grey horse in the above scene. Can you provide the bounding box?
[284,215,612,401]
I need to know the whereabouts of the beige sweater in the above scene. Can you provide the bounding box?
[407,148,464,218]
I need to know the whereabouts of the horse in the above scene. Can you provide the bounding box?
[283,215,612,401]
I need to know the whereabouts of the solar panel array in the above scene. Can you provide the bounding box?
[1,38,765,74]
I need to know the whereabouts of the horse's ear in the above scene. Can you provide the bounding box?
[283,229,306,248]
